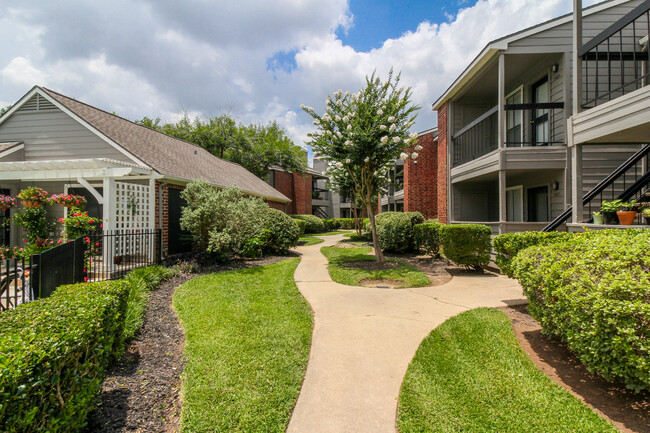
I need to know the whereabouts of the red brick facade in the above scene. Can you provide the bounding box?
[271,170,312,215]
[404,129,439,220]
[436,104,449,224]
[155,181,185,257]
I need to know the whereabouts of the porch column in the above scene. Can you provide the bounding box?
[148,178,156,229]
[498,53,507,232]
[570,121,584,223]
[102,177,116,231]
[571,0,584,223]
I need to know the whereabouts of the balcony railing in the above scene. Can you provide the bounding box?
[452,103,565,167]
[579,2,650,108]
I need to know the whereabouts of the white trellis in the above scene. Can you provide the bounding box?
[107,182,154,261]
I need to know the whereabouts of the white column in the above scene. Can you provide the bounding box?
[498,53,507,233]
[571,0,584,224]
[102,177,116,232]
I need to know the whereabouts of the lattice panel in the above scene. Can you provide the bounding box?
[114,182,151,231]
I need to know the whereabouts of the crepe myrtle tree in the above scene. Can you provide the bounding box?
[302,70,420,262]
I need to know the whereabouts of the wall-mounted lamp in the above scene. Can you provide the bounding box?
[551,64,560,73]
[552,181,559,191]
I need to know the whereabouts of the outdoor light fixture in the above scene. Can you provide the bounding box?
[551,63,559,73]
[552,181,559,190]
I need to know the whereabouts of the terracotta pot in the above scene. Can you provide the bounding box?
[616,211,637,225]
[21,199,42,208]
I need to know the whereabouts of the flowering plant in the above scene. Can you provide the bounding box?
[50,194,87,208]
[0,195,16,211]
[60,212,101,240]
[17,187,49,202]
[0,245,23,260]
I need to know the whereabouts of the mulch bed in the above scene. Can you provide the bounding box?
[84,255,289,433]
[502,305,650,433]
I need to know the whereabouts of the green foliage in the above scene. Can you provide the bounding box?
[137,114,305,179]
[291,214,325,234]
[293,218,306,235]
[439,224,491,269]
[181,181,267,258]
[261,208,300,254]
[16,187,49,202]
[600,199,622,212]
[413,222,442,257]
[375,212,414,253]
[322,218,340,232]
[59,211,100,240]
[404,211,424,226]
[0,280,129,432]
[511,229,650,392]
[493,231,574,277]
[303,69,420,261]
[335,218,355,229]
[398,308,617,432]
[12,205,54,244]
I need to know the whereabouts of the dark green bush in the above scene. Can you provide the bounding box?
[335,218,355,229]
[405,212,425,226]
[512,229,650,392]
[262,209,300,254]
[493,231,574,277]
[376,212,413,253]
[414,222,442,257]
[291,214,325,234]
[293,218,306,235]
[439,224,491,269]
[0,280,129,432]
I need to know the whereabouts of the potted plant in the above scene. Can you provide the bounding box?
[0,195,16,211]
[641,207,650,225]
[50,193,87,209]
[616,200,637,225]
[600,199,621,224]
[592,211,604,224]
[17,187,49,208]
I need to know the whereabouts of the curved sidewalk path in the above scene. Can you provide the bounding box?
[287,233,527,433]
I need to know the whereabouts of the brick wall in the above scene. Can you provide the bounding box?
[155,182,185,257]
[269,169,312,215]
[437,103,449,224]
[267,200,287,211]
[404,130,439,220]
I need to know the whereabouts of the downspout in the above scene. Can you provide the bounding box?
[158,180,168,259]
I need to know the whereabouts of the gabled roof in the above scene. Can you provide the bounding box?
[1,86,290,203]
[432,0,631,110]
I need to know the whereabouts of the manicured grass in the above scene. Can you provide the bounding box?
[299,235,325,246]
[322,246,430,288]
[398,308,616,433]
[173,259,312,432]
[341,232,371,246]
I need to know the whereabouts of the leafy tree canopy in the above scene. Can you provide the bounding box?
[136,113,306,180]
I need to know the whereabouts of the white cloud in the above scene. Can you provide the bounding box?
[0,0,605,154]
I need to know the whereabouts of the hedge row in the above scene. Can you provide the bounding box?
[292,218,306,235]
[493,231,574,276]
[373,211,425,252]
[0,265,177,432]
[413,221,442,257]
[511,229,650,392]
[291,214,325,234]
[439,224,491,269]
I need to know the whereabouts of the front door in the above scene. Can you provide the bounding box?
[532,77,549,146]
[527,186,549,222]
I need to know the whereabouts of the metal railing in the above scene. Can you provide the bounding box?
[0,258,35,311]
[580,1,650,108]
[452,106,498,167]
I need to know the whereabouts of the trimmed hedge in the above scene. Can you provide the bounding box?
[376,212,413,253]
[512,229,650,392]
[493,231,574,277]
[439,224,491,269]
[293,218,306,235]
[0,280,130,432]
[261,209,300,254]
[291,214,325,234]
[405,212,425,226]
[414,221,442,257]
[335,218,355,229]
[323,218,341,232]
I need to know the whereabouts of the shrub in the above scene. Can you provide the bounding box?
[335,218,355,229]
[405,212,425,226]
[0,280,129,432]
[323,218,340,232]
[493,231,574,277]
[291,214,325,234]
[293,218,306,235]
[261,208,300,254]
[511,229,650,392]
[414,222,442,257]
[439,224,491,269]
[376,212,413,253]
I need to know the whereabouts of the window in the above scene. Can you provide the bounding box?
[532,77,550,146]
[505,87,523,146]
[527,186,549,222]
[506,186,523,222]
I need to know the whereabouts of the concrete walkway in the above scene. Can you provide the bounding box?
[287,233,527,433]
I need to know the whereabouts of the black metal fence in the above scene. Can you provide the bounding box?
[452,107,498,167]
[0,229,161,311]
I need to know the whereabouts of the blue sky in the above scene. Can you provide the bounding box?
[339,0,464,51]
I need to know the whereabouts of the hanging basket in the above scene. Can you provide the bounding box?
[21,199,43,208]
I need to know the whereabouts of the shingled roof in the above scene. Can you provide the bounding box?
[36,87,289,203]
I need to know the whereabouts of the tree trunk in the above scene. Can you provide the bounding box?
[366,202,384,262]
[352,203,362,236]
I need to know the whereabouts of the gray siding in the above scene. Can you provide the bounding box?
[0,105,129,162]
[506,169,565,219]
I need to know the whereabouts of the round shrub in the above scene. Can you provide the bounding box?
[263,209,300,253]
[293,218,306,235]
[512,229,650,392]
[376,212,413,253]
[291,214,325,234]
[405,212,425,226]
[439,224,491,269]
[414,222,442,257]
[335,218,355,229]
[493,231,574,277]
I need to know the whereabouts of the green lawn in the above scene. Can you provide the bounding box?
[321,246,430,288]
[299,235,325,246]
[398,308,616,433]
[173,259,312,432]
